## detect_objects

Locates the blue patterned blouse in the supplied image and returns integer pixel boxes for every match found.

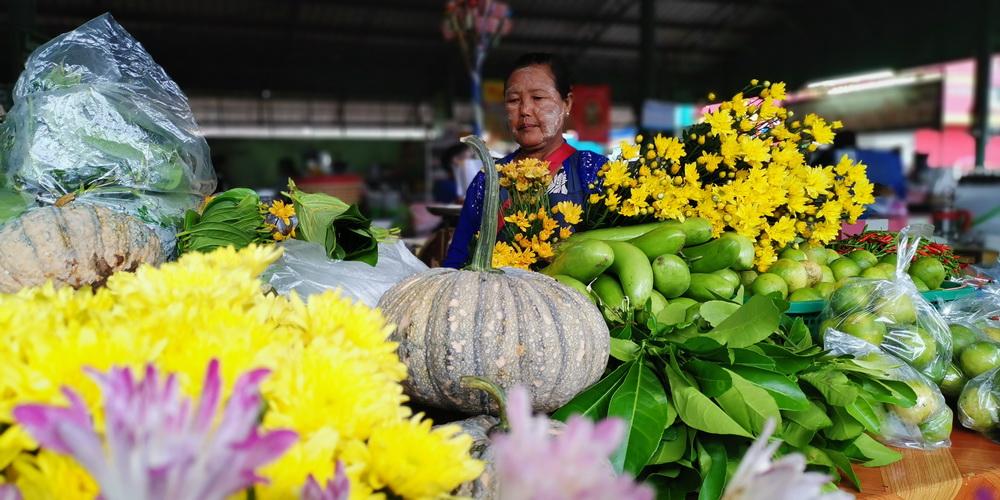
[442,148,608,268]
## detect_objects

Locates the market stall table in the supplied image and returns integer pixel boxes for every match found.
[850,427,1000,499]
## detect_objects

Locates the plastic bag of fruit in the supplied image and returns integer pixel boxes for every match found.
[824,329,953,449]
[936,284,1000,399]
[957,366,1000,440]
[819,227,953,384]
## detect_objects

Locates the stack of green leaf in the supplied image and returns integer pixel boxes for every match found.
[177,188,271,253]
[285,180,397,266]
[554,293,916,499]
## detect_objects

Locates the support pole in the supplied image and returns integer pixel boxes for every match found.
[973,0,995,171]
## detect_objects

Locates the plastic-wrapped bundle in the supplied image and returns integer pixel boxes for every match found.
[263,239,428,307]
[0,13,215,255]
[957,367,1000,441]
[824,329,952,450]
[819,227,953,383]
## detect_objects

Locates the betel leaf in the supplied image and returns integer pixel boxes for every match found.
[650,425,688,465]
[696,439,728,500]
[610,338,641,361]
[855,377,917,407]
[845,394,881,434]
[716,368,781,435]
[665,361,753,438]
[784,316,814,349]
[824,448,862,490]
[824,406,865,441]
[705,295,780,348]
[609,358,674,475]
[681,336,726,354]
[552,361,631,421]
[784,399,833,431]
[727,365,809,411]
[800,370,859,407]
[803,446,838,477]
[685,359,733,397]
[699,301,741,327]
[844,433,902,467]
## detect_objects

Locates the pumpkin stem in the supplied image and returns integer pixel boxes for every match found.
[460,135,499,272]
[460,376,510,431]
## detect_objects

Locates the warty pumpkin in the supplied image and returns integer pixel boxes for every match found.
[0,204,164,292]
[377,135,609,415]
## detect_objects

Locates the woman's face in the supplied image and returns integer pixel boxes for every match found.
[505,65,572,152]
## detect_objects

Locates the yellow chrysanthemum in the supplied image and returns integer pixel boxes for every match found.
[553,201,583,225]
[363,416,484,499]
[268,200,296,225]
[0,245,482,499]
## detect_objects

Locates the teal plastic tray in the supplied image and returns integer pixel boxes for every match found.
[921,280,975,303]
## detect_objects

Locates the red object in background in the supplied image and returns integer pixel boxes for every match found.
[570,85,611,143]
[914,127,1000,169]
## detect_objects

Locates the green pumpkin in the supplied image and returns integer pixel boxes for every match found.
[0,204,163,292]
[377,136,610,414]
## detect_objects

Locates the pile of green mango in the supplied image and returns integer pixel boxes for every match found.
[541,217,755,324]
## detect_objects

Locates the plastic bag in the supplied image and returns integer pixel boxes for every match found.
[820,227,953,383]
[264,239,428,307]
[824,329,953,449]
[940,283,1000,342]
[957,366,1000,440]
[0,14,215,255]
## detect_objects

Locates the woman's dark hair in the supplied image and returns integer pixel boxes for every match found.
[507,52,573,99]
[440,143,469,172]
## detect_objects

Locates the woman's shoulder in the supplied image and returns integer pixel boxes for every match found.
[573,149,610,169]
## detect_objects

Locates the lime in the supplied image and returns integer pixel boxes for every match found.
[768,258,809,292]
[911,276,930,292]
[861,267,891,280]
[841,311,887,346]
[889,383,939,425]
[667,297,699,310]
[889,326,938,369]
[960,342,1000,378]
[789,287,823,302]
[919,408,953,442]
[820,265,835,283]
[816,282,835,299]
[802,260,823,286]
[826,249,842,263]
[818,318,841,340]
[805,245,830,264]
[873,262,897,276]
[958,383,1000,432]
[739,270,758,288]
[951,323,981,355]
[780,248,808,262]
[875,294,917,325]
[751,273,789,300]
[940,363,968,400]
[830,281,874,314]
[879,254,898,267]
[847,249,879,270]
[979,324,1000,343]
[909,256,946,290]
[830,257,862,281]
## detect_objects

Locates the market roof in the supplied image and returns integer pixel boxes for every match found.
[1,0,991,103]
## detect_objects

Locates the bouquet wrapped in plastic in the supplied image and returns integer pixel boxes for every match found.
[0,13,215,254]
[820,227,953,383]
[824,329,953,449]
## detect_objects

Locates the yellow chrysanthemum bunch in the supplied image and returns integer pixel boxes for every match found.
[491,158,583,270]
[0,246,483,499]
[587,80,875,270]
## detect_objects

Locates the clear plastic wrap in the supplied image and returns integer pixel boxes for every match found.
[957,367,1000,439]
[819,227,953,383]
[264,239,428,307]
[824,329,953,449]
[940,283,1000,343]
[0,14,215,254]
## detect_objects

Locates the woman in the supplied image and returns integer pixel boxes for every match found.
[443,53,608,268]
